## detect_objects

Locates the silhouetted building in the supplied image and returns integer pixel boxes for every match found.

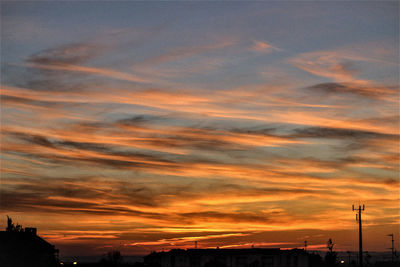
[144,248,308,267]
[0,217,59,267]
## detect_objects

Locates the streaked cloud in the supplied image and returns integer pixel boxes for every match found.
[306,82,398,100]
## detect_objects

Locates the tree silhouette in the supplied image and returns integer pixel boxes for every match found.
[6,216,24,232]
[324,238,337,267]
[100,250,123,267]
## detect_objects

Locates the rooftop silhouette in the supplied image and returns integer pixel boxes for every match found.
[0,216,59,267]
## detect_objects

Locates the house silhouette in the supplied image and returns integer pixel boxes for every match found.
[0,216,59,267]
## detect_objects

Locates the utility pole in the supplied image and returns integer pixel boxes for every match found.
[195,241,198,249]
[304,240,307,252]
[388,234,394,263]
[353,204,365,267]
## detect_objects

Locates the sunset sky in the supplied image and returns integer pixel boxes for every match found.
[0,1,399,256]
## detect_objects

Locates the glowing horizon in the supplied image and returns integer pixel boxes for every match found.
[0,1,398,256]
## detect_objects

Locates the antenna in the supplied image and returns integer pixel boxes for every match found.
[388,234,394,263]
[352,204,365,267]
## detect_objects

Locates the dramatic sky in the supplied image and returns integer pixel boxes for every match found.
[1,1,398,256]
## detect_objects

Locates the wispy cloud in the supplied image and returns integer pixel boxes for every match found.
[136,39,236,67]
[20,62,149,84]
[289,50,370,84]
[251,40,281,53]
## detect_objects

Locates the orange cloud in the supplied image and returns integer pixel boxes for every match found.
[251,40,281,53]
